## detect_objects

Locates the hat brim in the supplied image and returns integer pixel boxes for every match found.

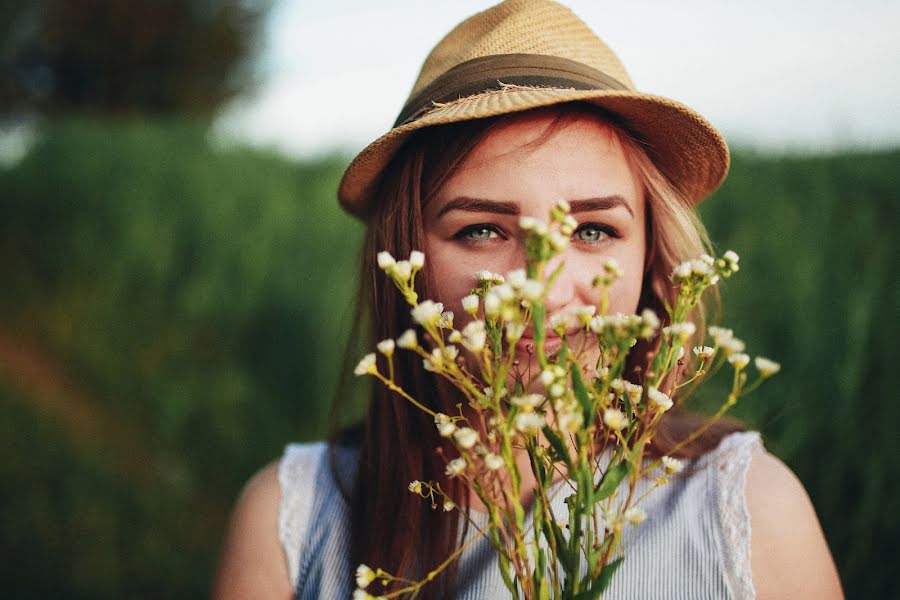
[338,87,730,218]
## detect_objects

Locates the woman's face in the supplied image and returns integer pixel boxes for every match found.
[422,111,646,374]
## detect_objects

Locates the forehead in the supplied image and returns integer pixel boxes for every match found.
[432,111,643,212]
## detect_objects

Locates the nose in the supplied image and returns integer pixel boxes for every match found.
[541,252,577,314]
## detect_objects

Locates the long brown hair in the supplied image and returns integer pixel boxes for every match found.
[329,104,743,597]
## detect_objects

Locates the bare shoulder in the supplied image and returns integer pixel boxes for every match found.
[745,447,844,600]
[211,460,293,600]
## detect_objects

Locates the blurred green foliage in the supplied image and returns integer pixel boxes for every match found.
[1,0,269,116]
[0,119,896,598]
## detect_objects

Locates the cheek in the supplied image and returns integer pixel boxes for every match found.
[423,239,476,316]
[591,241,646,315]
[607,269,644,314]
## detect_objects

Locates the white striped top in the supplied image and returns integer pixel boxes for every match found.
[279,431,762,599]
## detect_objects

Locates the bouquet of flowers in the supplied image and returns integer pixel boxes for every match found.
[352,201,779,599]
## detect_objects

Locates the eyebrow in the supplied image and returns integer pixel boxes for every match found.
[436,195,634,219]
[569,196,634,218]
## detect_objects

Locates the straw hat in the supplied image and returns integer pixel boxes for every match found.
[338,0,729,218]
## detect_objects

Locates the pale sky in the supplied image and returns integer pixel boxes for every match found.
[213,0,900,158]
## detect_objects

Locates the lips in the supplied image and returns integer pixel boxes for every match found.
[516,334,564,356]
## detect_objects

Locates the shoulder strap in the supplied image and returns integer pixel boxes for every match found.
[278,442,327,589]
[707,431,763,600]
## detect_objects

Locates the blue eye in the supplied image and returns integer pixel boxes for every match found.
[455,224,501,242]
[574,223,617,244]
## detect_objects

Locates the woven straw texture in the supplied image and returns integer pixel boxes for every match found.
[338,0,729,217]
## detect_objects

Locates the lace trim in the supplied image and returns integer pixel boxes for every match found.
[278,442,326,589]
[708,431,762,600]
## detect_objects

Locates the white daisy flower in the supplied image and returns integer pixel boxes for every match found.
[484,453,503,470]
[560,214,578,235]
[720,337,746,355]
[707,326,733,345]
[558,409,584,433]
[462,294,479,315]
[754,356,781,377]
[663,321,696,340]
[410,300,444,326]
[445,457,466,477]
[520,279,544,301]
[453,427,479,449]
[603,259,624,278]
[511,394,545,411]
[639,308,661,338]
[549,230,570,251]
[661,456,685,474]
[603,408,627,431]
[505,321,526,343]
[624,382,643,402]
[693,345,715,360]
[728,353,750,369]
[396,329,417,349]
[437,422,456,438]
[624,507,647,525]
[483,292,501,319]
[514,412,545,435]
[393,260,412,280]
[376,339,395,357]
[438,311,454,329]
[353,353,377,376]
[356,564,376,588]
[647,387,673,411]
[506,268,527,288]
[518,216,537,231]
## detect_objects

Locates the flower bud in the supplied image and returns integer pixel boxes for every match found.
[754,356,781,377]
[354,353,377,376]
[376,251,395,270]
[376,339,395,357]
[445,458,466,477]
[484,454,503,470]
[462,294,479,315]
[409,250,425,269]
[396,329,417,349]
[393,260,412,280]
[483,293,501,319]
[728,353,750,370]
[453,427,478,449]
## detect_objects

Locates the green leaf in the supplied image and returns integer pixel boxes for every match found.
[570,365,594,422]
[594,460,628,500]
[532,303,546,347]
[571,586,604,600]
[570,557,625,600]
[539,576,551,600]
[542,425,573,470]
[593,557,625,594]
[497,552,516,594]
[544,515,574,573]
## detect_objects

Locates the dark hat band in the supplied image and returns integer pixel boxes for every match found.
[394,53,630,128]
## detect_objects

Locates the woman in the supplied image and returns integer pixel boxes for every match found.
[213,1,843,598]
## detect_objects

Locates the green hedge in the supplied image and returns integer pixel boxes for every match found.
[0,119,895,598]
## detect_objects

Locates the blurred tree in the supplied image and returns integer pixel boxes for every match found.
[0,0,269,116]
